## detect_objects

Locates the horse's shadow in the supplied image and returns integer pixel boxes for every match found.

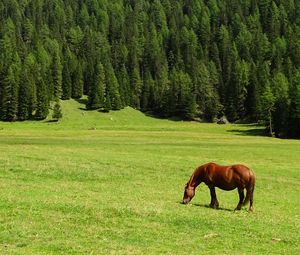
[190,203,233,212]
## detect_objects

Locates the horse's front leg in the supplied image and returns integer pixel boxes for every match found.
[209,186,219,209]
[235,188,244,211]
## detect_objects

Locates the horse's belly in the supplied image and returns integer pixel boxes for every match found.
[213,180,237,190]
[205,180,236,190]
[216,184,236,191]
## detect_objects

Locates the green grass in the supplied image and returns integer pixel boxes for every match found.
[0,99,299,255]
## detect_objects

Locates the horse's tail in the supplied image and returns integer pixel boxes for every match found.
[243,170,256,206]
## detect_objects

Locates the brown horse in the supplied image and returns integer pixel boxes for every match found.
[182,162,256,211]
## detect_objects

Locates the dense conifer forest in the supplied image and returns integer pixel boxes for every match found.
[0,0,300,137]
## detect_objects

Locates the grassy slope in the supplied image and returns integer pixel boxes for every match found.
[0,99,299,255]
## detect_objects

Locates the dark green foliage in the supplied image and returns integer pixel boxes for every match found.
[164,69,197,120]
[105,63,122,111]
[51,41,63,99]
[52,101,63,121]
[271,72,290,137]
[0,0,299,137]
[71,63,83,99]
[87,62,105,110]
[261,83,276,136]
[18,53,37,120]
[288,71,300,138]
[35,71,49,120]
[2,62,21,121]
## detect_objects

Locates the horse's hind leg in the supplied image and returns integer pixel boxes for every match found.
[235,188,244,211]
[249,188,254,212]
[209,187,219,209]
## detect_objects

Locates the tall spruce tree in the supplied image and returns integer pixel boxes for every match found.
[18,53,37,120]
[35,68,49,120]
[2,59,21,121]
[87,62,106,110]
[272,72,290,136]
[51,41,63,99]
[72,62,84,99]
[61,46,73,100]
[52,100,63,121]
[105,63,122,111]
[261,84,276,136]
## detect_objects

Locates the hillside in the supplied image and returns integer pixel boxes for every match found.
[0,97,262,134]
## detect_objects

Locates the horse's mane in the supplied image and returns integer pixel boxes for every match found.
[187,163,209,187]
[186,167,203,188]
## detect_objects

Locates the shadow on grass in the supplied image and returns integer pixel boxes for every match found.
[75,98,122,113]
[45,119,59,123]
[75,98,88,105]
[227,124,267,137]
[192,203,233,212]
[178,201,233,212]
[144,111,202,122]
[75,98,90,111]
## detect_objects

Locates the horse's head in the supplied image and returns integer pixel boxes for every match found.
[182,183,195,204]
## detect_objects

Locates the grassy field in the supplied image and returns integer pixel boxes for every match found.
[0,99,299,255]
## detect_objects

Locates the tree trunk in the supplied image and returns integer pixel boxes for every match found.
[268,109,273,137]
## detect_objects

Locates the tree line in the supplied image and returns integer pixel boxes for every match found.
[0,0,299,138]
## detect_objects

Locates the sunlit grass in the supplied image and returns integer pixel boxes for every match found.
[0,99,299,254]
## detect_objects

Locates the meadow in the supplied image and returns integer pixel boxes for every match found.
[0,99,299,255]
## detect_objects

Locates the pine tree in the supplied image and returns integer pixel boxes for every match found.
[18,53,37,120]
[257,61,272,119]
[177,71,196,120]
[87,62,105,110]
[51,41,63,99]
[52,101,63,121]
[141,70,155,111]
[35,43,51,117]
[194,61,221,121]
[22,18,35,45]
[236,24,252,61]
[272,72,290,137]
[218,25,232,103]
[246,61,261,120]
[0,18,18,120]
[261,84,276,136]
[2,60,21,121]
[72,62,84,99]
[130,66,142,109]
[105,63,122,111]
[199,8,211,51]
[268,1,281,40]
[61,46,73,100]
[166,69,197,119]
[35,69,49,120]
[118,64,130,106]
[259,0,272,32]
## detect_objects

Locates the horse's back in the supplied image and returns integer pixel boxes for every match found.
[203,162,254,190]
[208,162,252,175]
[232,164,255,179]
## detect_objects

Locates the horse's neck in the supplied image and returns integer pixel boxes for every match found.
[189,168,203,188]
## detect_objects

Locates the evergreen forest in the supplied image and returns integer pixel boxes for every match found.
[0,0,300,138]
